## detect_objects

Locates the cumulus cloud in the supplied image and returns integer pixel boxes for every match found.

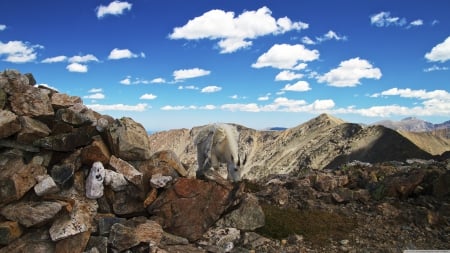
[0,24,7,31]
[201,85,222,93]
[221,103,260,112]
[69,54,99,63]
[87,103,148,112]
[281,80,311,92]
[108,48,142,60]
[169,6,308,53]
[352,88,450,117]
[151,78,166,84]
[66,63,88,73]
[140,93,157,100]
[83,93,105,99]
[96,1,132,19]
[173,68,211,80]
[41,55,67,63]
[120,77,131,85]
[0,40,43,63]
[425,36,450,63]
[252,44,319,69]
[317,57,382,87]
[275,70,303,81]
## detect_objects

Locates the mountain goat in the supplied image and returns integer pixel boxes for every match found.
[194,123,245,182]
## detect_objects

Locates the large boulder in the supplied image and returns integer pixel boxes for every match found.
[105,117,151,161]
[148,178,243,242]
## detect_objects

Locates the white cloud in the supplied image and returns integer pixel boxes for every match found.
[0,40,43,63]
[161,105,197,111]
[281,80,311,92]
[317,57,382,87]
[89,88,103,93]
[275,70,303,81]
[370,11,407,27]
[409,19,423,27]
[201,105,216,110]
[120,77,131,85]
[69,54,99,63]
[353,88,450,117]
[83,93,105,99]
[201,85,222,93]
[258,95,270,101]
[151,78,166,84]
[96,1,132,19]
[87,103,148,112]
[425,36,450,63]
[221,103,260,112]
[108,48,141,60]
[173,68,211,80]
[303,30,347,45]
[66,63,88,73]
[42,55,67,63]
[0,24,6,31]
[252,44,319,70]
[178,85,199,90]
[140,93,157,100]
[169,6,308,53]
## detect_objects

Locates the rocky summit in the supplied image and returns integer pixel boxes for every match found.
[0,69,449,253]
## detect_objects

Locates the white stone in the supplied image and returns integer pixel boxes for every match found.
[150,173,173,188]
[34,175,60,196]
[104,169,128,191]
[85,161,105,199]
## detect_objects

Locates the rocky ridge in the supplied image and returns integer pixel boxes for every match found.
[148,114,444,180]
[0,69,449,252]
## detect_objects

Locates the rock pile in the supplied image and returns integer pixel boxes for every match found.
[0,70,264,253]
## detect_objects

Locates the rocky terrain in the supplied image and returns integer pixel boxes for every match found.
[0,69,449,253]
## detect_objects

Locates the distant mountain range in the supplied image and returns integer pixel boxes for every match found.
[148,114,450,180]
[372,117,450,132]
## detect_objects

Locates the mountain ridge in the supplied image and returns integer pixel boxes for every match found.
[148,113,446,180]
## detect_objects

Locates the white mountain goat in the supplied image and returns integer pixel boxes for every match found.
[194,123,245,182]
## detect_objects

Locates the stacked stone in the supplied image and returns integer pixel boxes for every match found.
[0,70,265,253]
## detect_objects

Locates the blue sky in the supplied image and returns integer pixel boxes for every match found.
[1,0,449,131]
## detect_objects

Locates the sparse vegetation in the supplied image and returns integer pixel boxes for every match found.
[256,203,357,246]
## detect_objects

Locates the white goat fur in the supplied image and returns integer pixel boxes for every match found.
[195,123,241,182]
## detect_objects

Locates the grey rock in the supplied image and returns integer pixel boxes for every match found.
[0,110,21,139]
[0,201,64,228]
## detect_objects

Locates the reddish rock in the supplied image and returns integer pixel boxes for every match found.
[0,221,22,245]
[51,93,82,110]
[148,178,242,242]
[81,135,111,166]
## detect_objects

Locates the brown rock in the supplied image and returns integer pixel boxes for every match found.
[105,117,151,161]
[150,150,188,177]
[144,188,158,207]
[0,221,22,245]
[313,174,349,192]
[51,93,82,110]
[0,159,46,205]
[9,85,54,117]
[16,116,51,144]
[0,201,64,228]
[54,231,91,253]
[81,135,111,166]
[108,217,163,251]
[109,184,146,216]
[148,178,242,242]
[0,110,21,139]
[217,193,265,231]
[109,155,143,187]
[0,228,55,253]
